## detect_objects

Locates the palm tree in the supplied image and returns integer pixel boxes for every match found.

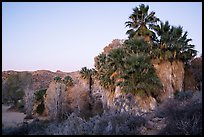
[151,21,197,63]
[80,67,94,94]
[106,48,125,71]
[119,53,162,97]
[64,75,74,86]
[106,48,128,87]
[176,31,197,64]
[124,38,150,56]
[94,53,113,90]
[94,53,107,72]
[125,4,159,41]
[54,76,62,82]
[151,21,172,60]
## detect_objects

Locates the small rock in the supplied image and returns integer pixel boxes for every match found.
[152,117,163,122]
[146,121,154,130]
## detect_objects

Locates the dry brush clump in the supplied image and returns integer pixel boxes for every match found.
[44,111,146,135]
[155,91,202,135]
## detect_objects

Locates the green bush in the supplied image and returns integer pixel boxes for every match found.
[34,89,46,115]
[2,74,25,106]
[174,91,193,101]
[34,89,47,102]
[36,101,45,115]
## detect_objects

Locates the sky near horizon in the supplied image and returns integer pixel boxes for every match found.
[2,2,202,72]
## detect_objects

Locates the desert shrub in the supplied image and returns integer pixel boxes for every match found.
[34,89,46,115]
[174,91,193,101]
[26,120,50,135]
[45,113,86,135]
[2,74,25,105]
[2,72,32,106]
[159,101,202,135]
[45,111,146,135]
[2,126,27,135]
[156,93,202,135]
[34,89,47,102]
[2,119,50,135]
[36,102,45,115]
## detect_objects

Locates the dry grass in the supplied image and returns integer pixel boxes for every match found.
[156,91,202,135]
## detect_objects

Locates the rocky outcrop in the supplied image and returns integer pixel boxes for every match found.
[2,70,68,117]
[31,70,63,91]
[152,60,185,102]
[1,56,187,119]
[91,79,157,116]
[184,56,202,91]
[44,81,67,120]
[102,39,124,55]
[44,72,101,120]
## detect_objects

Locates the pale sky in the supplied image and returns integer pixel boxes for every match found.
[2,2,202,72]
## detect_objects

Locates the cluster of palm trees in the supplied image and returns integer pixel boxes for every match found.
[54,75,74,86]
[94,4,197,97]
[95,41,162,97]
[125,4,197,63]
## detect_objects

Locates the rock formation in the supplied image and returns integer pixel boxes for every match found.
[2,40,198,120]
[44,81,67,120]
[152,59,185,102]
[2,70,68,117]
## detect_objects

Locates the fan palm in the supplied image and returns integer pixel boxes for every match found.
[125,4,159,41]
[54,76,62,82]
[94,53,106,72]
[124,38,150,55]
[119,53,162,97]
[64,75,74,86]
[106,48,126,71]
[152,21,197,62]
[80,67,94,94]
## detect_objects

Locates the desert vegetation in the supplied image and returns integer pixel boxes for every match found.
[2,90,201,135]
[94,3,197,99]
[2,4,202,135]
[34,89,47,115]
[2,72,32,111]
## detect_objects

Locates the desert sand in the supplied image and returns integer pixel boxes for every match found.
[2,105,26,128]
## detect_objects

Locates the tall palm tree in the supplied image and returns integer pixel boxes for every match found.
[151,21,172,60]
[106,48,128,87]
[95,53,114,90]
[125,4,159,41]
[176,31,197,64]
[80,67,94,94]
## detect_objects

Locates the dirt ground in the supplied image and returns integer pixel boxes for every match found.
[2,104,26,128]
